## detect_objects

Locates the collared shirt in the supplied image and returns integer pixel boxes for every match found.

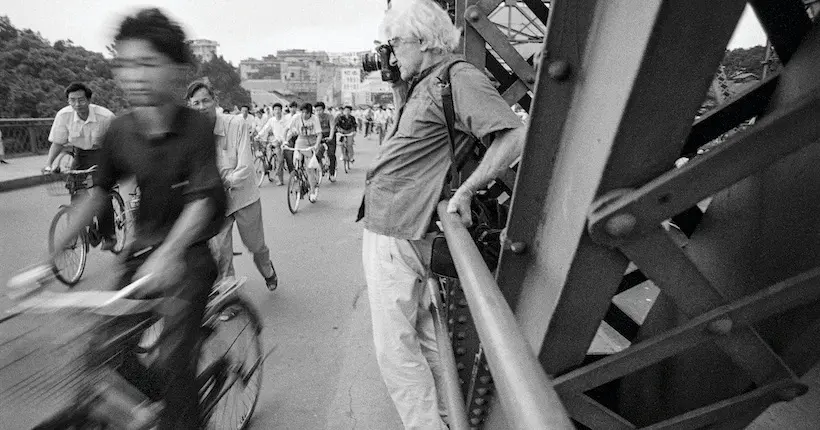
[334,114,357,133]
[214,113,260,215]
[374,109,390,125]
[48,104,115,150]
[95,106,226,250]
[360,57,522,240]
[258,115,289,143]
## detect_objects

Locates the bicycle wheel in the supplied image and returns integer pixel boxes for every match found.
[199,297,264,430]
[48,206,88,286]
[110,191,127,254]
[253,157,266,187]
[287,173,301,214]
[267,153,276,182]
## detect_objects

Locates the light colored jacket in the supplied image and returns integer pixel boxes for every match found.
[214,113,260,215]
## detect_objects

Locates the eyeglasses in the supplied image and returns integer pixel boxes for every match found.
[110,59,166,70]
[387,37,422,49]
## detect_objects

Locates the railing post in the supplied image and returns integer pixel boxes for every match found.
[27,126,38,155]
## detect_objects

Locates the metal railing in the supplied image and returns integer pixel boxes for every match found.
[0,118,54,157]
[436,201,574,430]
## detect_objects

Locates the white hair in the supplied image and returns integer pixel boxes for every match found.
[380,0,461,53]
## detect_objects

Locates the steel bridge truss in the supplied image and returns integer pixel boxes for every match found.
[423,0,820,428]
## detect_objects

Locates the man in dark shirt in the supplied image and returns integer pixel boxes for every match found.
[333,105,358,162]
[48,9,226,429]
[313,101,336,180]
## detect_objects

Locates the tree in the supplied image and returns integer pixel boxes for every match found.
[186,55,251,109]
[0,15,127,118]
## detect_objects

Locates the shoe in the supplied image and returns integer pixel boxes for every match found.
[265,263,278,291]
[275,178,284,186]
[329,174,336,182]
[309,189,318,203]
[100,237,117,251]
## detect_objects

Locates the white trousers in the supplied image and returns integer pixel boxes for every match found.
[362,228,448,430]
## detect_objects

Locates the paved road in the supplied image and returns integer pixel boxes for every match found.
[0,135,403,429]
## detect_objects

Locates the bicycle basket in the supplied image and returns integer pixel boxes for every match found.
[0,310,125,428]
[46,173,92,197]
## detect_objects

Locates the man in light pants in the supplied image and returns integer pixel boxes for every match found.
[357,1,526,428]
[187,81,279,291]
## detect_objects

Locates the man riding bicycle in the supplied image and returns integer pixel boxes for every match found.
[286,103,323,202]
[313,102,336,181]
[45,9,227,429]
[43,82,117,251]
[254,102,288,185]
[334,105,358,163]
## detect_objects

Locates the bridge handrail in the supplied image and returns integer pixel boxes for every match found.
[436,201,574,430]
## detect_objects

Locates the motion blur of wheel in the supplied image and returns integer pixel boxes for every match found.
[54,151,75,171]
[287,174,301,214]
[199,297,264,430]
[110,191,127,254]
[48,206,87,286]
[253,157,266,187]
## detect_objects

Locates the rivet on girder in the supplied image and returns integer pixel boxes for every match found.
[456,347,467,355]
[480,375,492,384]
[468,9,481,22]
[457,331,467,339]
[476,388,489,396]
[526,76,535,84]
[707,318,733,335]
[457,362,466,370]
[605,213,637,238]
[459,298,468,307]
[458,315,468,323]
[474,397,486,405]
[547,60,571,81]
[509,241,527,254]
[470,418,481,425]
[472,408,483,416]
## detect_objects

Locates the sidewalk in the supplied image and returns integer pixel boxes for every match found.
[0,154,56,193]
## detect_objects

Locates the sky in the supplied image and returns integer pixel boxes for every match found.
[3,1,767,65]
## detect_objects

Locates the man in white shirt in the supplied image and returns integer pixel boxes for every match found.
[254,102,288,185]
[187,81,279,291]
[44,82,117,250]
[373,105,390,145]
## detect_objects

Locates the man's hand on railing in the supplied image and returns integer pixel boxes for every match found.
[446,186,474,227]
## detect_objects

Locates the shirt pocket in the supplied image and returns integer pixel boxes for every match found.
[395,94,432,138]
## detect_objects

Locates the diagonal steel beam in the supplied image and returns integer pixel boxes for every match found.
[749,0,813,63]
[466,5,537,88]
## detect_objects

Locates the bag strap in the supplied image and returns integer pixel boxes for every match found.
[438,59,468,194]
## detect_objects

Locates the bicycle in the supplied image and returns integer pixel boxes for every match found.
[46,166,130,286]
[337,132,356,174]
[1,266,266,430]
[252,139,278,187]
[283,145,320,214]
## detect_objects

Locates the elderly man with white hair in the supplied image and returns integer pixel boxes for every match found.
[356,0,527,428]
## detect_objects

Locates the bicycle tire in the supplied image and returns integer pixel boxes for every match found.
[48,206,88,286]
[110,191,127,254]
[54,151,75,172]
[287,173,301,214]
[253,157,266,187]
[267,153,277,182]
[199,297,264,430]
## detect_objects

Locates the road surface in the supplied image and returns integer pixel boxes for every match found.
[0,134,403,429]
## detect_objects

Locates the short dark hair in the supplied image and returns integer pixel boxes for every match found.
[272,103,282,110]
[114,8,193,65]
[65,82,92,99]
[299,103,313,114]
[185,80,215,101]
[289,101,298,108]
[343,105,352,111]
[241,105,250,110]
[314,101,325,109]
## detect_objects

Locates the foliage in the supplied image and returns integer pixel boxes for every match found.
[0,16,128,118]
[0,15,250,118]
[186,55,251,109]
[720,45,775,78]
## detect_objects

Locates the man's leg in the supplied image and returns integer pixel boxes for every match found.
[208,215,236,282]
[326,139,337,176]
[233,199,275,280]
[362,229,447,430]
[154,243,215,430]
[273,143,285,183]
[348,137,355,162]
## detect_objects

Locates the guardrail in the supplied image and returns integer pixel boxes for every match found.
[436,201,574,430]
[0,118,54,158]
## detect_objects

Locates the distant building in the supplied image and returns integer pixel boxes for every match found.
[353,71,393,106]
[327,51,370,67]
[188,39,219,62]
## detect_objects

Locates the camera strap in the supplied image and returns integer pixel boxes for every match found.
[437,59,469,197]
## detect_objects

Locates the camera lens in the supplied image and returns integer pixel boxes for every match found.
[361,53,382,73]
